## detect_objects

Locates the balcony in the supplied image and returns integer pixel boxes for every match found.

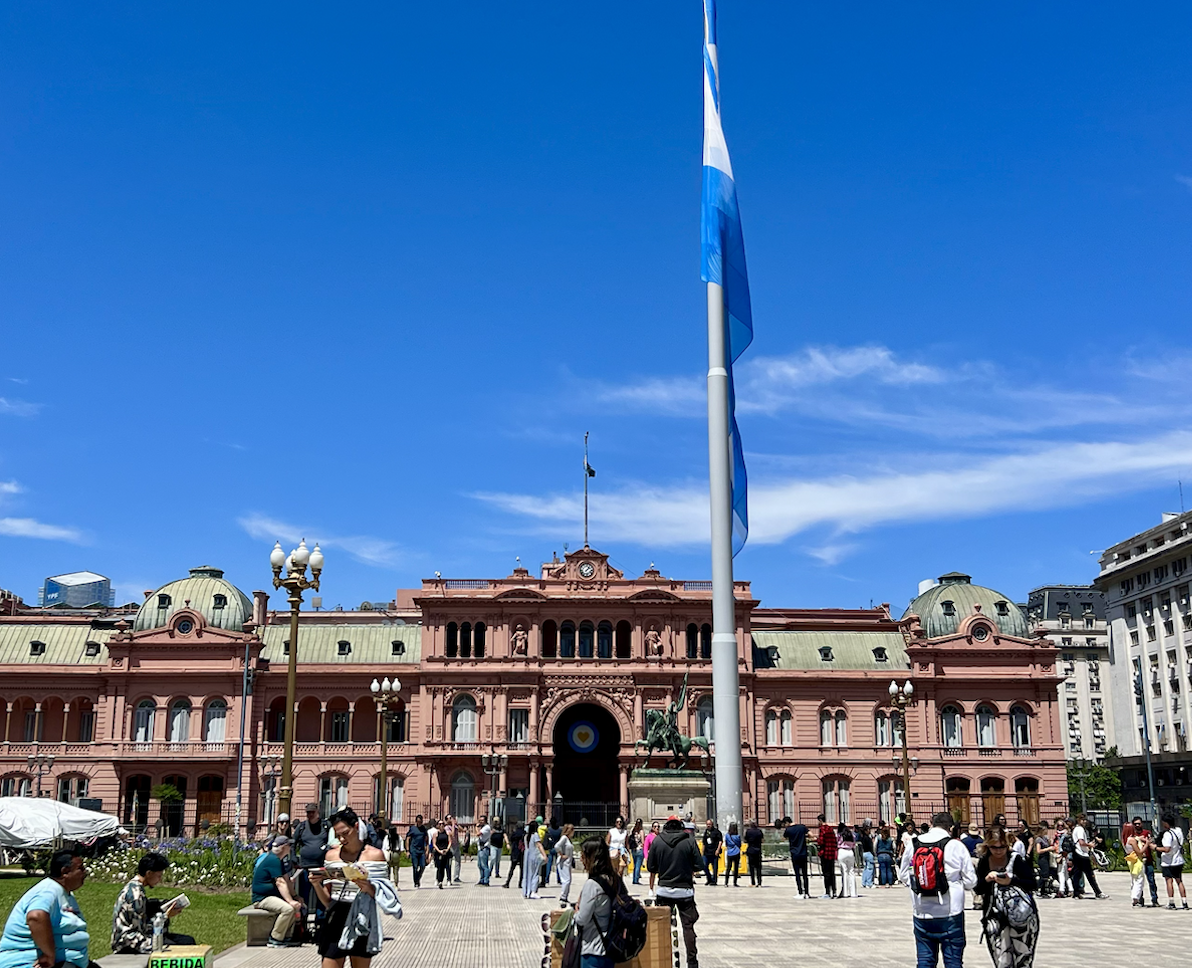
[116,741,236,758]
[1,742,99,758]
[1012,747,1038,757]
[941,747,966,757]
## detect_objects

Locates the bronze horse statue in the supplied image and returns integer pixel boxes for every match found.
[634,674,710,769]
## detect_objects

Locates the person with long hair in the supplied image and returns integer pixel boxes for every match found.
[875,825,896,887]
[606,815,630,878]
[643,821,661,899]
[722,822,741,887]
[502,820,525,889]
[557,824,576,905]
[308,808,400,968]
[430,820,452,889]
[837,822,857,898]
[974,826,1038,968]
[574,838,620,968]
[627,819,645,885]
[743,818,765,887]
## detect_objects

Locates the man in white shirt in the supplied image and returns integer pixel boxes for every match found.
[1070,814,1107,899]
[1157,813,1188,910]
[898,811,977,968]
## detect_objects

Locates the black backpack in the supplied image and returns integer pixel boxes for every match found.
[595,877,648,962]
[1060,833,1074,854]
[543,827,561,852]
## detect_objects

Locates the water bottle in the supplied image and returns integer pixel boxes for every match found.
[152,912,166,952]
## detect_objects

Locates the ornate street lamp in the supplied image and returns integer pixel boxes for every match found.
[889,679,915,822]
[271,539,323,822]
[481,751,508,821]
[370,677,402,829]
[27,753,54,798]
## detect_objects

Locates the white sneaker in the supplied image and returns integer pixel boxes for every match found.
[529,893,543,899]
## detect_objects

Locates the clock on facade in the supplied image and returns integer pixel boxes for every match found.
[578,561,596,579]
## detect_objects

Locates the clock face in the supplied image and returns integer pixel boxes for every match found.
[578,561,595,579]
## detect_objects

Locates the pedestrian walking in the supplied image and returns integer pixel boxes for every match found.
[1032,821,1057,898]
[782,817,809,897]
[1156,813,1188,910]
[743,819,765,887]
[644,821,661,898]
[503,821,525,889]
[476,815,493,886]
[701,819,723,887]
[647,816,703,968]
[816,815,838,898]
[431,822,452,889]
[607,816,630,878]
[557,824,575,905]
[722,823,741,887]
[490,819,504,881]
[523,816,546,899]
[898,811,978,968]
[837,822,858,898]
[1053,820,1072,898]
[1070,813,1107,899]
[405,816,428,889]
[544,815,564,886]
[975,826,1038,968]
[446,816,463,884]
[628,819,645,885]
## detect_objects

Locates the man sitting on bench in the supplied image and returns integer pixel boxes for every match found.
[252,837,303,948]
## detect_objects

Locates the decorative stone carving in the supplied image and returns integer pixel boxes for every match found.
[511,624,529,656]
[645,625,663,659]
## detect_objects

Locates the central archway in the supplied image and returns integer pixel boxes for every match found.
[552,702,621,826]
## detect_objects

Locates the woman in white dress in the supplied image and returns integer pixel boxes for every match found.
[605,815,630,877]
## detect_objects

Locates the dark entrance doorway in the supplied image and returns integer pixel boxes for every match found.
[552,703,621,827]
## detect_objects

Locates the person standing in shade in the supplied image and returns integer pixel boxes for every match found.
[251,837,303,947]
[722,823,741,887]
[523,817,546,899]
[0,851,94,968]
[782,817,809,898]
[1070,814,1107,900]
[557,824,576,905]
[489,819,505,881]
[431,823,452,890]
[816,815,838,899]
[837,822,857,898]
[647,816,703,968]
[476,815,493,886]
[898,811,978,968]
[701,819,723,887]
[405,816,428,889]
[743,819,765,887]
[1157,813,1188,910]
[503,821,525,889]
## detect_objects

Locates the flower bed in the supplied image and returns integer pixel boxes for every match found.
[86,836,259,889]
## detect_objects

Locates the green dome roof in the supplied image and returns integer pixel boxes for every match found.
[134,566,253,632]
[902,572,1028,639]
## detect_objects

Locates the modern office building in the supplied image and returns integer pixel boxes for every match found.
[1025,585,1112,761]
[39,572,114,608]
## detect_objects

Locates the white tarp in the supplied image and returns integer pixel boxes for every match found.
[0,798,125,848]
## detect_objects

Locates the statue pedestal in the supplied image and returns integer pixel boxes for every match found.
[628,769,712,824]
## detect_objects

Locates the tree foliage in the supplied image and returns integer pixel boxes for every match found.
[1067,760,1121,811]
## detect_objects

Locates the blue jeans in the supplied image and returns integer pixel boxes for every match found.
[878,853,894,885]
[913,914,965,968]
[632,848,644,883]
[862,851,875,887]
[581,956,614,968]
[477,845,491,884]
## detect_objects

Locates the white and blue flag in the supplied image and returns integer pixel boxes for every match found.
[702,0,753,556]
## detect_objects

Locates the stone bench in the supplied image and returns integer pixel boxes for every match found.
[235,906,276,947]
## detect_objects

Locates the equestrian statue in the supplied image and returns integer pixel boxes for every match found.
[634,672,710,769]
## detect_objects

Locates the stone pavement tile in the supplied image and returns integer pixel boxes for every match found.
[224,865,1192,968]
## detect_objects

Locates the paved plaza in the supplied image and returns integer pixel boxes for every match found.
[214,865,1192,968]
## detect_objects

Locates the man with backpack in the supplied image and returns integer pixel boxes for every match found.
[1157,813,1188,910]
[898,811,977,968]
[647,815,704,968]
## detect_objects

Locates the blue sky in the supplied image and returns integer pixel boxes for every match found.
[3,2,1192,613]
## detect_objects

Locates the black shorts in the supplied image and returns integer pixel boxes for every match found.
[1161,865,1184,881]
[317,902,372,960]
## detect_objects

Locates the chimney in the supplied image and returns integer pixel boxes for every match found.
[252,590,269,627]
[917,578,938,596]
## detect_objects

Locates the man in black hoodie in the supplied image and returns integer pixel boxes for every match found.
[647,816,703,968]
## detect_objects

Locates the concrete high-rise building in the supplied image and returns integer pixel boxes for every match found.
[38,572,114,609]
[1025,585,1112,761]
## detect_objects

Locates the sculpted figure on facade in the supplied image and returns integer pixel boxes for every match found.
[511,624,528,656]
[645,624,663,660]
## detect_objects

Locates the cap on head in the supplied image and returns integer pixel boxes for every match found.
[305,803,319,812]
[277,813,290,822]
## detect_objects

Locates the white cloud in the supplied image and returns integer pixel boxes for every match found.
[1176,174,1192,192]
[0,481,20,495]
[594,376,705,416]
[0,397,40,417]
[238,513,402,568]
[475,431,1192,549]
[805,543,860,566]
[0,518,84,541]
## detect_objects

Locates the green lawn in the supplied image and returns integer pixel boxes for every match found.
[0,874,250,959]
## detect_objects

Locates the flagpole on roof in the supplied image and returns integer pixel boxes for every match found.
[583,431,595,548]
[703,0,752,830]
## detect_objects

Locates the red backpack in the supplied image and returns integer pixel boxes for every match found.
[910,836,951,897]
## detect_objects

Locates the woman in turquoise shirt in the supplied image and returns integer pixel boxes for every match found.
[0,851,93,968]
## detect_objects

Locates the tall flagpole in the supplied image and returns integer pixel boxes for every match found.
[707,283,742,827]
[583,431,590,548]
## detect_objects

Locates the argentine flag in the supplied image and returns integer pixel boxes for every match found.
[701,0,753,556]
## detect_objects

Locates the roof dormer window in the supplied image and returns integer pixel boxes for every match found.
[29,640,46,656]
[84,641,101,657]
[282,639,290,655]
[392,640,405,656]
[873,647,888,662]
[212,594,227,609]
[766,645,780,662]
[157,594,171,609]
[819,646,834,662]
[995,601,1009,616]
[337,639,352,656]
[941,600,955,616]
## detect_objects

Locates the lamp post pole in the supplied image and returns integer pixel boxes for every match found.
[371,678,402,830]
[889,680,915,821]
[27,753,54,798]
[481,752,508,821]
[270,539,324,824]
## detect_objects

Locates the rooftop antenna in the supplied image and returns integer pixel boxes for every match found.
[583,431,597,548]
[1181,480,1185,514]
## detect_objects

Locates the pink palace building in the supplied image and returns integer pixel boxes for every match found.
[0,549,1066,834]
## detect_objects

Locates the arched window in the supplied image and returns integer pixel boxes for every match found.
[541,620,557,659]
[267,697,286,742]
[946,777,971,824]
[452,694,477,743]
[615,620,632,659]
[875,710,891,747]
[878,777,905,823]
[168,699,191,743]
[597,621,613,659]
[460,622,472,659]
[319,775,349,815]
[134,700,156,744]
[450,772,475,823]
[686,624,699,660]
[822,777,850,824]
[976,705,996,747]
[560,622,576,659]
[203,699,227,743]
[473,622,486,658]
[819,710,833,746]
[578,621,595,658]
[697,697,715,742]
[940,705,963,748]
[1,775,32,797]
[700,624,712,660]
[766,710,778,745]
[374,774,404,819]
[780,709,792,746]
[767,778,794,823]
[834,710,848,747]
[1010,705,1031,748]
[445,622,458,658]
